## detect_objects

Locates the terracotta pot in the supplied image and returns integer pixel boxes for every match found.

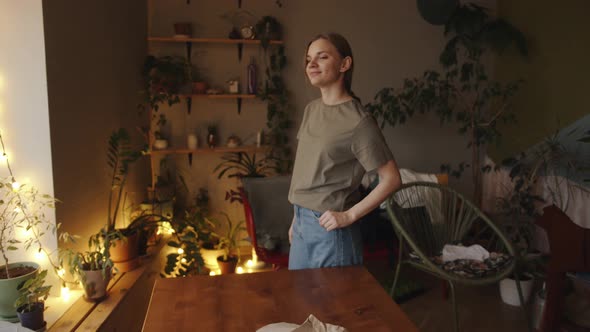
[192,81,208,94]
[109,232,140,272]
[80,268,111,302]
[217,255,238,274]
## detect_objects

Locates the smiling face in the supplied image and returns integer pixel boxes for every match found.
[305,38,351,89]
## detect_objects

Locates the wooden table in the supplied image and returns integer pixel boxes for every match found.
[142,266,418,331]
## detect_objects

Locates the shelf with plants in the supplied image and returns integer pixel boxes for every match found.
[148,37,283,45]
[149,145,270,155]
[183,94,257,99]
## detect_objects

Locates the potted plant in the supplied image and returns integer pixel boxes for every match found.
[0,177,57,320]
[163,188,211,276]
[59,232,113,302]
[495,131,585,306]
[14,269,51,331]
[215,212,246,274]
[139,55,190,113]
[103,128,143,272]
[365,3,528,207]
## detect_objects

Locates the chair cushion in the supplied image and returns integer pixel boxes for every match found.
[410,251,513,278]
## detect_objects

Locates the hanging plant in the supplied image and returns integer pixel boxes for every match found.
[258,45,293,174]
[138,55,190,113]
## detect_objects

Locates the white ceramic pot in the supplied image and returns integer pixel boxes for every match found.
[500,275,535,306]
[153,139,168,150]
[200,247,226,271]
[81,268,111,301]
[187,134,198,149]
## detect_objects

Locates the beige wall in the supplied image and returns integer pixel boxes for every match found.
[148,0,480,223]
[0,0,59,289]
[493,0,590,159]
[43,0,149,250]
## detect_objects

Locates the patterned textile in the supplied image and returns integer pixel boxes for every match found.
[410,251,513,278]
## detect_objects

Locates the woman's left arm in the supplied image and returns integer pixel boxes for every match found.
[318,160,401,231]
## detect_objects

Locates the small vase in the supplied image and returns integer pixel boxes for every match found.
[187,134,198,149]
[153,139,168,150]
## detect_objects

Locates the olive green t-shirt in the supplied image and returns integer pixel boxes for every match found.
[288,98,394,212]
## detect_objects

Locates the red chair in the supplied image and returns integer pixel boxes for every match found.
[241,176,291,270]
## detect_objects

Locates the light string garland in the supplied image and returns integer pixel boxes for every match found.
[0,129,79,294]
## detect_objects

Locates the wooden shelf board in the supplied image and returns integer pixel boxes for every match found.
[184,94,257,99]
[149,145,270,155]
[148,37,283,45]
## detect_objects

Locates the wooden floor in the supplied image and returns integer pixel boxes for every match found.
[365,261,530,332]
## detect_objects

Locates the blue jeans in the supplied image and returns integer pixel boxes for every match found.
[289,204,363,270]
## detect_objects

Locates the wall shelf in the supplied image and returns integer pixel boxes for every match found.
[148,37,283,45]
[182,94,258,114]
[149,145,270,166]
[148,37,283,61]
[149,145,269,155]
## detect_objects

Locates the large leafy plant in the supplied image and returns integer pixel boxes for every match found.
[14,269,51,312]
[0,178,57,278]
[162,189,211,278]
[366,3,527,206]
[106,128,142,234]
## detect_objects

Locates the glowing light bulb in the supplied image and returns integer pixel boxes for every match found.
[180,258,187,264]
[12,181,20,190]
[177,248,184,255]
[34,251,44,261]
[14,207,22,213]
[61,286,70,302]
[209,271,216,276]
[0,154,7,162]
[236,267,244,274]
[57,268,65,277]
[246,260,254,267]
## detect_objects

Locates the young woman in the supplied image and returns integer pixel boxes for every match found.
[288,33,402,270]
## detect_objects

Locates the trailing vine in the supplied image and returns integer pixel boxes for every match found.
[258,44,293,174]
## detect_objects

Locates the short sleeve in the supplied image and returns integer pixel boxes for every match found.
[351,115,394,172]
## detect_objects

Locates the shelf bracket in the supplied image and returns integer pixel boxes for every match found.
[186,96,192,115]
[185,42,192,63]
[237,43,243,62]
[188,153,193,166]
[237,97,243,114]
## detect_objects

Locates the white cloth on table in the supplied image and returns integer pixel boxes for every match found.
[257,315,348,332]
[540,175,590,229]
[442,244,490,262]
